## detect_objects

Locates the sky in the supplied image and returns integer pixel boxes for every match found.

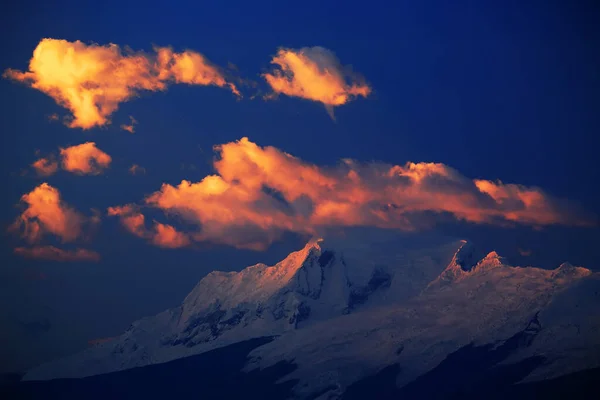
[1,0,599,374]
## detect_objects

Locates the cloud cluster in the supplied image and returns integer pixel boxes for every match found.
[9,183,100,261]
[263,47,371,118]
[107,137,588,250]
[6,40,592,257]
[5,40,371,126]
[3,38,239,129]
[31,142,111,176]
[107,205,190,249]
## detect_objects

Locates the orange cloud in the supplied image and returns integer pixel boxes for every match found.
[152,222,191,248]
[110,137,590,250]
[107,205,146,238]
[155,47,241,96]
[263,47,371,118]
[107,205,190,249]
[60,142,111,175]
[31,157,58,177]
[4,38,239,129]
[120,116,137,133]
[473,179,567,226]
[129,164,146,175]
[15,246,100,262]
[9,183,88,243]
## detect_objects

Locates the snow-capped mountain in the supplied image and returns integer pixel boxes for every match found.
[22,229,600,399]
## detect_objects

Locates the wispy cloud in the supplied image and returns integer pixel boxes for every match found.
[4,38,239,129]
[107,204,190,249]
[110,137,590,250]
[60,142,111,175]
[31,157,58,177]
[129,164,146,175]
[120,116,137,133]
[15,246,100,262]
[518,248,533,257]
[263,47,371,119]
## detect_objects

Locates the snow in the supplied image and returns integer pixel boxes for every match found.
[22,228,600,399]
[244,261,597,398]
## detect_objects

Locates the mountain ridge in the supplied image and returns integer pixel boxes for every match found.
[22,230,599,399]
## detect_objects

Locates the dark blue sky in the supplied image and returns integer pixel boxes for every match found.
[1,0,599,373]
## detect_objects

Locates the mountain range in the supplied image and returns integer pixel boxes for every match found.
[7,229,600,399]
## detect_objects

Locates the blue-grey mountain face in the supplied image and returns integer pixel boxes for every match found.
[10,229,600,399]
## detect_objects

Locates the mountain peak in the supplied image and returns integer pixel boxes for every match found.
[23,230,598,385]
[307,236,324,247]
[552,262,592,280]
[427,244,507,288]
[471,250,505,273]
[484,250,501,260]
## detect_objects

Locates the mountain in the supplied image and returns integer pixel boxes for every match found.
[20,229,600,399]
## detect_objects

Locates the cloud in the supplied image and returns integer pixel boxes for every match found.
[263,47,371,118]
[151,222,191,248]
[60,142,111,175]
[518,248,533,257]
[120,116,137,133]
[9,183,88,243]
[31,157,58,176]
[9,184,101,262]
[129,164,146,175]
[106,137,589,250]
[107,205,190,249]
[4,38,239,129]
[107,205,146,238]
[14,246,100,262]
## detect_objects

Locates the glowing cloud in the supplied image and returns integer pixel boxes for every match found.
[107,205,190,249]
[107,137,590,250]
[31,157,58,176]
[263,47,371,118]
[9,183,91,243]
[59,142,111,175]
[15,246,100,262]
[4,38,239,129]
[152,222,191,248]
